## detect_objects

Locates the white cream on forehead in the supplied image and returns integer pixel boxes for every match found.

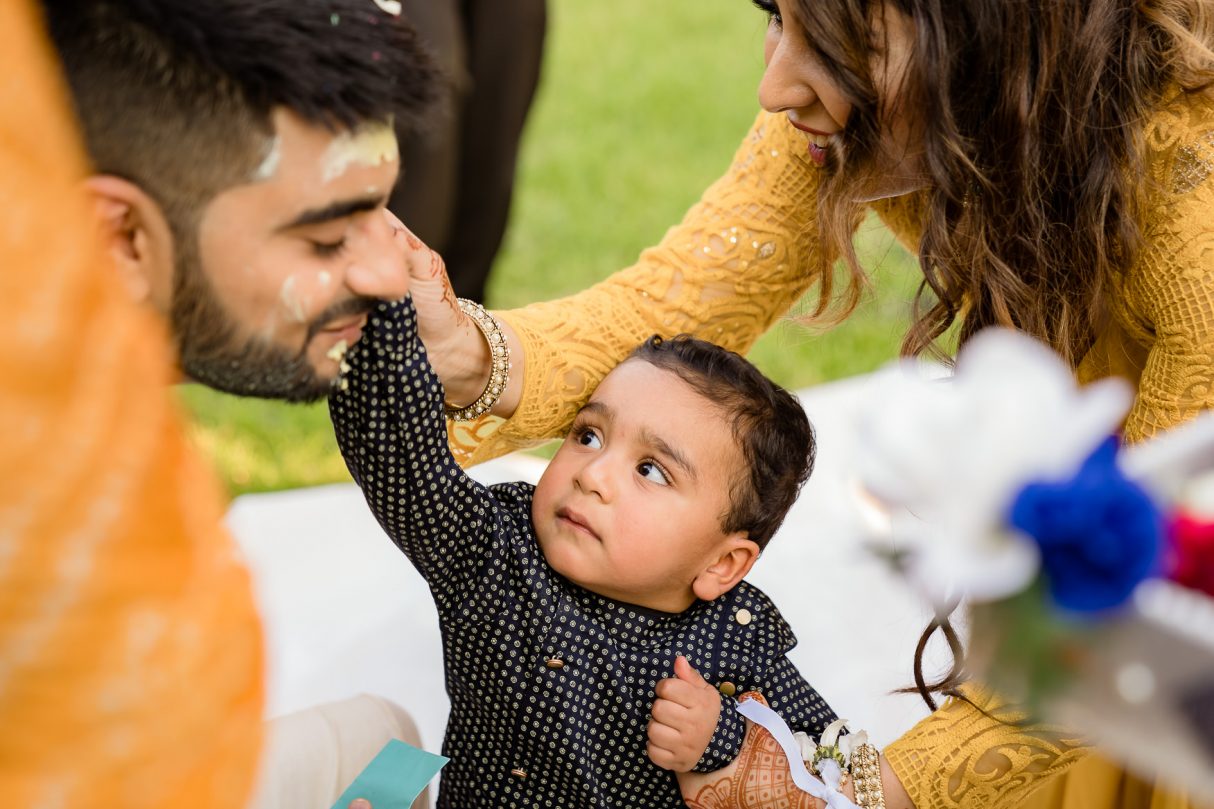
[252,135,282,181]
[371,0,402,15]
[320,124,398,184]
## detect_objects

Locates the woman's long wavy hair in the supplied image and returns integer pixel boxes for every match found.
[797,0,1214,367]
[791,0,1214,705]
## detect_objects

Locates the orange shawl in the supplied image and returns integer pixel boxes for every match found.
[0,2,263,805]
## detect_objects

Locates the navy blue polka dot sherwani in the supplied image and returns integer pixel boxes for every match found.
[330,297,837,808]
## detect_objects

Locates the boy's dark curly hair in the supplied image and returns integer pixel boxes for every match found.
[629,334,815,550]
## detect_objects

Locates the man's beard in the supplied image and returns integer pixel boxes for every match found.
[170,244,376,403]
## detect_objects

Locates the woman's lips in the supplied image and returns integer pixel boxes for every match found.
[788,119,835,166]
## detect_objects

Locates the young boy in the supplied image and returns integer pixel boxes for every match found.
[330,296,836,808]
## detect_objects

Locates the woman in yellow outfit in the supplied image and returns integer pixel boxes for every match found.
[0,1,263,806]
[410,0,1214,807]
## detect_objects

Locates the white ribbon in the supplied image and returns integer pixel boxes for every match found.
[735,700,861,809]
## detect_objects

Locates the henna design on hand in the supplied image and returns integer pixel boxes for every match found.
[681,693,820,809]
[428,252,459,313]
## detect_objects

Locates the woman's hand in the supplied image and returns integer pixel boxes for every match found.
[383,211,484,402]
[384,210,523,418]
[347,800,371,809]
[678,692,913,809]
[676,692,822,809]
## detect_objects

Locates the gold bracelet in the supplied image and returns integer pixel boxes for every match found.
[850,743,886,809]
[444,298,511,422]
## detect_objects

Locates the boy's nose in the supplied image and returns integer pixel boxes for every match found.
[574,455,615,502]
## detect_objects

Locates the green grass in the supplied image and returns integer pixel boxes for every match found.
[180,0,920,495]
[177,387,349,494]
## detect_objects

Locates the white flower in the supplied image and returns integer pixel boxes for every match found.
[853,329,1133,606]
[839,728,868,763]
[1183,470,1214,519]
[793,730,817,764]
[818,717,849,748]
[801,718,860,773]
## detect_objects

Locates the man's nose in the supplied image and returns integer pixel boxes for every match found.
[344,212,411,302]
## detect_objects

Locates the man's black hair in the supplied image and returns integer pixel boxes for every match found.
[628,334,816,550]
[37,0,443,402]
[40,0,441,231]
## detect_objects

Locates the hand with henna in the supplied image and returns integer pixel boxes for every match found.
[676,692,830,809]
[383,209,523,416]
[678,692,913,809]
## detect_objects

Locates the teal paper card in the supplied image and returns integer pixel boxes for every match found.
[330,739,448,809]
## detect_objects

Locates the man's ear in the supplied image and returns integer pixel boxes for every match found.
[83,175,176,311]
[691,534,760,602]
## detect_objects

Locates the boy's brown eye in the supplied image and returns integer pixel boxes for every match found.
[637,461,670,486]
[577,429,602,449]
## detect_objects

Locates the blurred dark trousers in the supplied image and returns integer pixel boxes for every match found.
[392,0,547,303]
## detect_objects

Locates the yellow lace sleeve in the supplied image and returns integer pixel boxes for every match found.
[1121,116,1214,442]
[883,686,1090,809]
[448,111,825,466]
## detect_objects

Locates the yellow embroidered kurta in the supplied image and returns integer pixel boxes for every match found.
[448,89,1214,808]
[0,2,263,806]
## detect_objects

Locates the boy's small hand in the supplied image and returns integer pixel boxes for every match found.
[646,655,722,772]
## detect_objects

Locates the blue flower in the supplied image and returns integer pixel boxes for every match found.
[1009,436,1163,613]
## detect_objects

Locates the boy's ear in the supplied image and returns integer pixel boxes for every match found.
[691,533,760,602]
[83,174,176,310]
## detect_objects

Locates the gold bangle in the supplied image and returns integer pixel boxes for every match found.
[444,299,511,422]
[850,743,886,809]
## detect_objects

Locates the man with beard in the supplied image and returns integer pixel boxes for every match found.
[32,1,446,806]
[45,0,440,403]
